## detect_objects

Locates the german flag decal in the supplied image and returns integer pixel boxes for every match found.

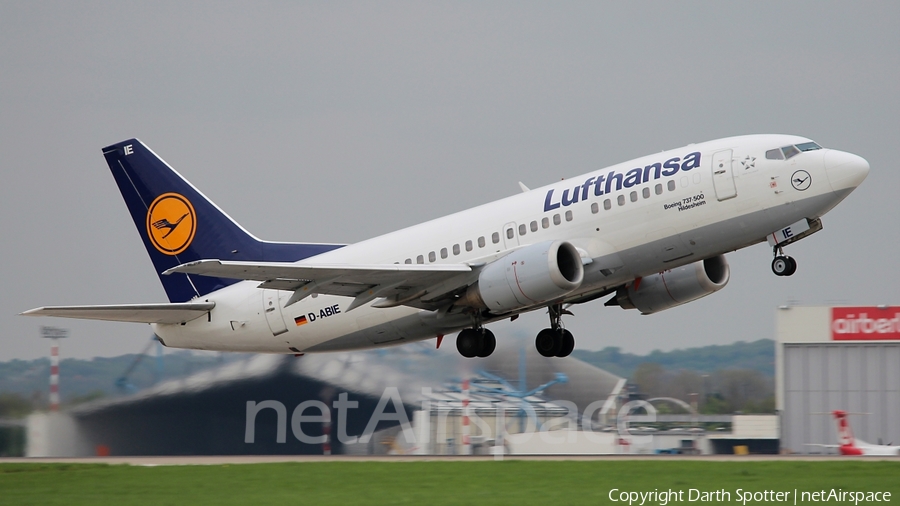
[294,315,308,326]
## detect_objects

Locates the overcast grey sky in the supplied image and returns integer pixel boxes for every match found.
[2,2,898,360]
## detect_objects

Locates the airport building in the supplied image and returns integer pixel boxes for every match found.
[25,335,780,456]
[26,341,633,457]
[776,305,900,454]
[32,306,858,457]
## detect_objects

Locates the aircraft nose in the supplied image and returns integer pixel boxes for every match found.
[824,149,869,192]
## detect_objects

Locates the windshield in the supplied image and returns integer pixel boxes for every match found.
[795,141,822,152]
[782,145,800,159]
[766,142,822,160]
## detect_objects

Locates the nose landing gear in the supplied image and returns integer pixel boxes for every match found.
[771,245,797,277]
[535,304,575,358]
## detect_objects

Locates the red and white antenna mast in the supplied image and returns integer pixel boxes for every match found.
[41,326,68,412]
[462,379,471,455]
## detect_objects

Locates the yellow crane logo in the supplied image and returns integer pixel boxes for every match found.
[146,193,196,255]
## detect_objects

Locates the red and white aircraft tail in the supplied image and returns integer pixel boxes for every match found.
[808,410,900,456]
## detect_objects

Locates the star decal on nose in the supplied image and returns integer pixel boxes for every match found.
[741,156,756,169]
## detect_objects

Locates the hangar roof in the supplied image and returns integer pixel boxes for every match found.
[70,339,624,417]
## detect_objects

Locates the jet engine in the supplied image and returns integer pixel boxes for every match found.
[610,255,730,314]
[462,240,584,313]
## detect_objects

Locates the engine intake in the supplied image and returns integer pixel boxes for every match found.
[611,255,730,314]
[462,240,584,313]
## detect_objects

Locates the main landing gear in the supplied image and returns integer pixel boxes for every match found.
[534,304,575,358]
[455,304,576,359]
[456,327,496,358]
[771,245,797,277]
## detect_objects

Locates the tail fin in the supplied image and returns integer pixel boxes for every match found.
[102,139,343,302]
[833,410,855,446]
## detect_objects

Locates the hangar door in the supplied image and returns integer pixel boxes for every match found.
[781,343,900,454]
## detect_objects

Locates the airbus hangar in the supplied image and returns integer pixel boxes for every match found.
[777,305,900,454]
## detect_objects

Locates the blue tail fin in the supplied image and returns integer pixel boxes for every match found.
[102,139,344,303]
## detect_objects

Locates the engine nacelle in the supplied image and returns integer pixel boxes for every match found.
[463,240,584,313]
[613,255,730,314]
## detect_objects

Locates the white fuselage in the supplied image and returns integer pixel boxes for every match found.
[154,134,865,354]
[853,441,900,456]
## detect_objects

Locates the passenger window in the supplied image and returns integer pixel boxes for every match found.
[428,251,436,262]
[465,240,473,252]
[591,202,599,214]
[553,214,561,225]
[530,220,538,232]
[478,236,485,248]
[782,145,800,159]
[765,148,784,160]
[565,210,573,222]
[617,195,625,206]
[405,258,412,264]
[642,187,650,199]
[667,180,676,191]
[492,232,500,244]
[506,228,515,239]
[542,217,550,229]
[440,247,448,259]
[453,244,460,255]
[416,255,424,264]
[519,224,527,236]
[655,183,663,195]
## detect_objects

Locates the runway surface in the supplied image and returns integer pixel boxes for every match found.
[1,454,892,465]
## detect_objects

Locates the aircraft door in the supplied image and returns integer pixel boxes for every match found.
[262,290,288,336]
[711,149,737,201]
[502,222,519,249]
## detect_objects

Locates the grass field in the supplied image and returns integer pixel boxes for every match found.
[1,460,898,505]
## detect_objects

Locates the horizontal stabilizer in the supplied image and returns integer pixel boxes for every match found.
[20,302,216,324]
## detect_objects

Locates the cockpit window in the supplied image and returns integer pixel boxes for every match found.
[781,145,800,160]
[767,142,822,161]
[795,142,822,152]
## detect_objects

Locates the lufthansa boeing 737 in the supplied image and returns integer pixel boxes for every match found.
[23,135,869,358]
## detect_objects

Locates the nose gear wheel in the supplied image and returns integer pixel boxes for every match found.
[771,245,797,276]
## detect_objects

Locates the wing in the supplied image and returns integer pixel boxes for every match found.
[20,302,216,324]
[164,260,477,311]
